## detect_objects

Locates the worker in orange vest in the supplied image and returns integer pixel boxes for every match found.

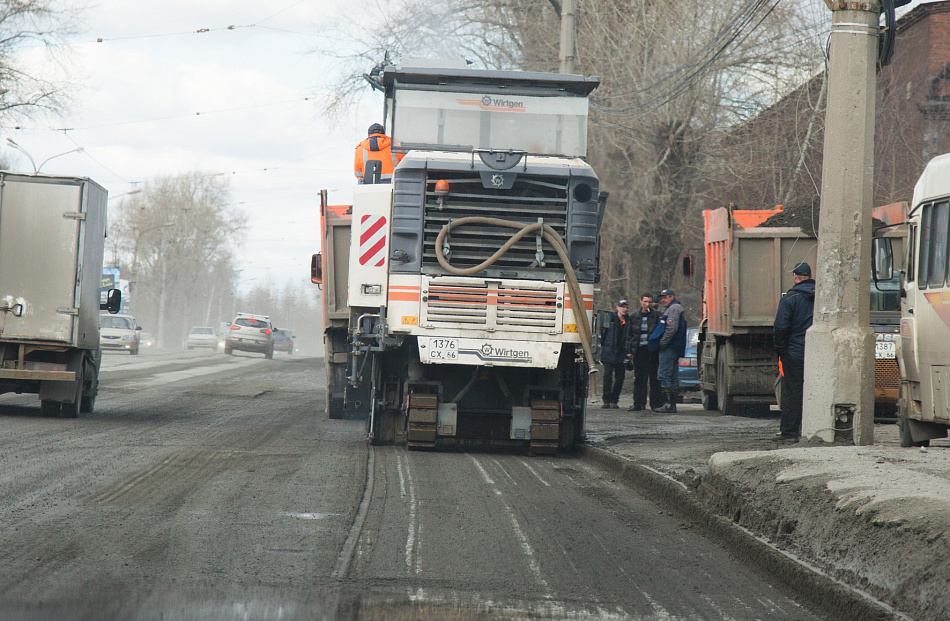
[354,123,404,183]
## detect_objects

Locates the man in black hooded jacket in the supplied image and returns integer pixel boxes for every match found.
[773,262,815,441]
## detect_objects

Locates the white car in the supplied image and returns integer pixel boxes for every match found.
[186,326,217,350]
[225,312,275,358]
[100,314,141,355]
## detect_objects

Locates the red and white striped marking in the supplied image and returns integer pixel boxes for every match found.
[359,215,387,267]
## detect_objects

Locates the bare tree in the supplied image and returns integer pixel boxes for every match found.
[322,0,828,312]
[0,0,82,120]
[109,173,247,347]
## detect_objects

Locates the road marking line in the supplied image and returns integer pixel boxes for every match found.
[491,458,518,485]
[396,454,407,498]
[281,512,334,520]
[110,357,263,389]
[470,455,551,597]
[519,459,551,487]
[402,453,420,575]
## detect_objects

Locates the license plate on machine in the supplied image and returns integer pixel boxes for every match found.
[426,338,458,361]
[875,342,895,359]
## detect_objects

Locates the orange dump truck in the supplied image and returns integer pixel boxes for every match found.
[311,191,372,419]
[698,205,816,416]
[698,204,905,417]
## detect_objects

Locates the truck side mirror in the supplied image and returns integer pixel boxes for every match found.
[872,237,893,283]
[682,254,694,278]
[100,288,121,314]
[311,253,323,284]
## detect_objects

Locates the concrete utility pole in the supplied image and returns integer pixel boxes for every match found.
[802,0,880,445]
[558,0,576,74]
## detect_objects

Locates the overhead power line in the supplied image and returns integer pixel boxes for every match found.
[591,0,782,116]
[51,96,314,133]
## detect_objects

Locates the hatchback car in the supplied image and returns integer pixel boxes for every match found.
[186,326,217,350]
[273,328,294,354]
[100,314,142,355]
[225,313,275,358]
[678,327,700,397]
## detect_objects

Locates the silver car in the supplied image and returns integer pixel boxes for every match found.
[186,326,217,350]
[100,314,141,355]
[224,313,275,358]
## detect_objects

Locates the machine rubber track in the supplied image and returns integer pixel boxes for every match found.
[529,399,560,455]
[407,393,438,450]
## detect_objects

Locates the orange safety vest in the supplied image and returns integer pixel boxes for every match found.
[354,133,404,181]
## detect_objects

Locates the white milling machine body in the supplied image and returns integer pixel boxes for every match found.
[347,64,606,453]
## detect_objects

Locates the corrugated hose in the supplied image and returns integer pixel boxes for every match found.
[434,217,597,380]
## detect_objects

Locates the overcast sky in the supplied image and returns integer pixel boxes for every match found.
[8,0,378,294]
[5,0,934,295]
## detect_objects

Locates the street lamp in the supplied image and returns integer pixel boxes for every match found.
[5,138,85,174]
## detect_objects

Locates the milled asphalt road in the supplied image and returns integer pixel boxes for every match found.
[0,353,829,620]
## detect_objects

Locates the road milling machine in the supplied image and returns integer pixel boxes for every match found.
[313,63,606,453]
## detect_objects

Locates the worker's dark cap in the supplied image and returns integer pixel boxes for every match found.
[792,262,811,276]
[368,123,384,136]
[659,289,675,297]
[617,299,629,307]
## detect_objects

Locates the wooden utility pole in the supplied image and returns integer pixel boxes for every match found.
[559,0,576,73]
[802,0,880,445]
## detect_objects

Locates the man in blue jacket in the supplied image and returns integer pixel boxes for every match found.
[654,289,687,413]
[773,262,815,442]
[599,299,629,409]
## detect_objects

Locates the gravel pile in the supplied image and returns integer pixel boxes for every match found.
[757,200,885,235]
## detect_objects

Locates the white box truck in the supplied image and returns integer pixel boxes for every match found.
[0,172,120,417]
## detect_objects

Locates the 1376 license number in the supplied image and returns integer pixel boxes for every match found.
[427,338,458,360]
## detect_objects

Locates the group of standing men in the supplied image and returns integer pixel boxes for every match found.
[599,290,688,413]
[597,260,813,445]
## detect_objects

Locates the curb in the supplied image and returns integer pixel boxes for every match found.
[580,445,908,621]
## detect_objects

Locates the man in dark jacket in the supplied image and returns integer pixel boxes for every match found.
[626,293,662,411]
[599,299,629,408]
[773,262,815,442]
[654,289,687,413]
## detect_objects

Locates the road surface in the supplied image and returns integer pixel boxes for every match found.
[0,350,823,619]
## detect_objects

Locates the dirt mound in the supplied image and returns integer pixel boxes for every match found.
[757,201,885,235]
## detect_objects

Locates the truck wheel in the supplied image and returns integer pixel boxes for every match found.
[61,372,83,419]
[40,400,61,417]
[701,391,717,411]
[716,355,734,415]
[80,369,98,414]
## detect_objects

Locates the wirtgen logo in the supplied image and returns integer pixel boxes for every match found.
[461,343,532,362]
[458,97,526,112]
